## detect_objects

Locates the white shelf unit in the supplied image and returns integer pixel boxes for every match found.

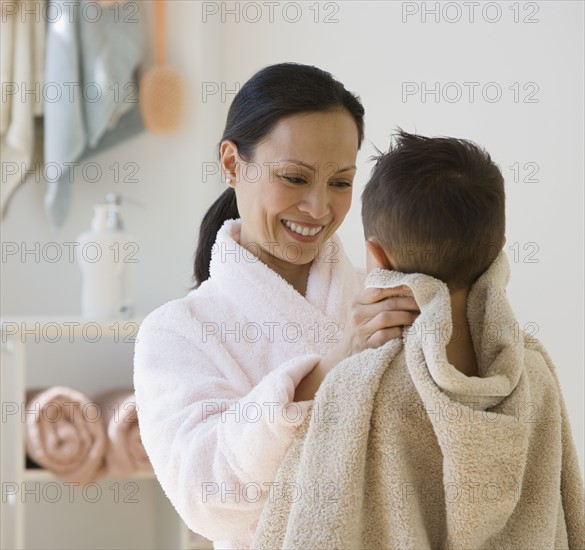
[0,317,213,550]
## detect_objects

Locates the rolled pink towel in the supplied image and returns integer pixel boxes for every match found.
[25,386,107,485]
[95,389,153,477]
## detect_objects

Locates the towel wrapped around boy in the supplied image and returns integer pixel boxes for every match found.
[252,251,585,550]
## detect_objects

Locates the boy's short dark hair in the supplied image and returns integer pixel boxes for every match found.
[361,130,505,289]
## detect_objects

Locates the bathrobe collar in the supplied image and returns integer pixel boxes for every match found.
[208,219,359,343]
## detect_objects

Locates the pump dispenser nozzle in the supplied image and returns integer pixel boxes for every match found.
[105,192,124,230]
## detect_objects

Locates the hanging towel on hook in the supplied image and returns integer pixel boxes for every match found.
[0,0,46,219]
[43,0,144,229]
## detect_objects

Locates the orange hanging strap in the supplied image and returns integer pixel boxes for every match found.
[155,0,166,67]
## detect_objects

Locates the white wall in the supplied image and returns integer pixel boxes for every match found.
[2,1,583,474]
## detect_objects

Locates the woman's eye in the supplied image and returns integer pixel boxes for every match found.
[282,175,306,184]
[332,181,352,188]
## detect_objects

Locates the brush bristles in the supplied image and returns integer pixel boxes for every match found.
[139,67,185,134]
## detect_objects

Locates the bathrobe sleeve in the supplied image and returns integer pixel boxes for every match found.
[133,303,321,541]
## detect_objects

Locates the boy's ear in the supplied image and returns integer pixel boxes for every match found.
[502,235,507,249]
[365,238,394,272]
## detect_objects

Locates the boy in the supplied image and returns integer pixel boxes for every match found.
[253,131,584,550]
[361,130,506,379]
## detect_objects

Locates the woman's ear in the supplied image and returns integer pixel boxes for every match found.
[502,235,507,249]
[220,140,240,187]
[365,238,395,272]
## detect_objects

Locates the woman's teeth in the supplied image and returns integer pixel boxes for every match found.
[283,220,324,237]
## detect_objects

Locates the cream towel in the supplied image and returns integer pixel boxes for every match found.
[0,1,15,137]
[0,0,45,219]
[252,251,585,550]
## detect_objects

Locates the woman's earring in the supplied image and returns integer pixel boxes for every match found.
[226,177,232,185]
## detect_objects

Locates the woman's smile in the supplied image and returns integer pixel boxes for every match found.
[281,219,326,241]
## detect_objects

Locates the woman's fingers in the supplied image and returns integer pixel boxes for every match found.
[380,295,420,314]
[343,285,421,357]
[346,309,414,354]
[360,309,414,346]
[365,309,415,332]
[358,285,414,305]
[365,327,405,349]
[351,296,419,328]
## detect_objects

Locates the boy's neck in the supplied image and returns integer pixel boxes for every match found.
[445,286,479,377]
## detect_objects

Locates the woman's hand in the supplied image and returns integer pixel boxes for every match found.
[341,285,419,356]
[321,285,419,372]
[294,286,420,401]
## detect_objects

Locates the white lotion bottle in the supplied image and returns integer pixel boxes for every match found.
[104,192,136,318]
[76,194,136,320]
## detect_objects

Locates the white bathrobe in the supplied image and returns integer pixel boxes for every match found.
[133,219,363,549]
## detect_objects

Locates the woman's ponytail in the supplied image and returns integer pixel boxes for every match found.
[192,187,239,288]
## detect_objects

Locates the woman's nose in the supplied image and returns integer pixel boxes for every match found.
[298,186,330,220]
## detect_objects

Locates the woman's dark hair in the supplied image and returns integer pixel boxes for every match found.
[192,62,365,288]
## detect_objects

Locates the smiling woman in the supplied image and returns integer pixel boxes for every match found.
[133,62,419,549]
[221,110,358,295]
[193,62,364,292]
